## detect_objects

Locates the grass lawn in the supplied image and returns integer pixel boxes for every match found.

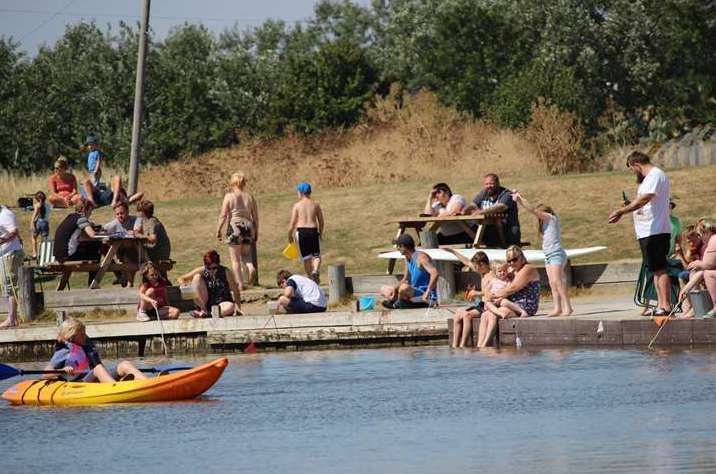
[10,165,715,289]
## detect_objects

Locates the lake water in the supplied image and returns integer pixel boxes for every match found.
[3,346,716,473]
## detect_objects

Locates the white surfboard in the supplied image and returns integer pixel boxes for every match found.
[378,246,607,263]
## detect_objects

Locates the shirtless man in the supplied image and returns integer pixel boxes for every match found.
[288,182,324,283]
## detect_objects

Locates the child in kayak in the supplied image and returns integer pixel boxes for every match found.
[44,318,148,383]
[137,262,180,322]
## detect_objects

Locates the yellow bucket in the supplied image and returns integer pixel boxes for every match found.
[282,242,299,259]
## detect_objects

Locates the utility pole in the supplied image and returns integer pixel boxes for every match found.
[128,0,150,195]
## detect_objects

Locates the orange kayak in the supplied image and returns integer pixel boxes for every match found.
[2,357,228,406]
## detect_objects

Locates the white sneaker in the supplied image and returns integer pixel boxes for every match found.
[136,310,151,322]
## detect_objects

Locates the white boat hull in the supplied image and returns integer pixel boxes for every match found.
[378,246,607,263]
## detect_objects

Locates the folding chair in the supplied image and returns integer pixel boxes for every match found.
[633,259,682,310]
[33,239,62,291]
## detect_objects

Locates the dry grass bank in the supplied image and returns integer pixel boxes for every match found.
[139,90,545,200]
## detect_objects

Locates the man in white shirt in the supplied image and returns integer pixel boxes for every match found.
[0,205,24,328]
[423,183,471,244]
[608,151,672,315]
[276,270,327,314]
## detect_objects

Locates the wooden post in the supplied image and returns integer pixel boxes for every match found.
[128,0,151,195]
[328,264,347,306]
[16,266,37,321]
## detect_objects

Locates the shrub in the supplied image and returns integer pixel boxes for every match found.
[524,99,589,175]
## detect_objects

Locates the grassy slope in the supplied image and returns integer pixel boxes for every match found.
[10,165,714,288]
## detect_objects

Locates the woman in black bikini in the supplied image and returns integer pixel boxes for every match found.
[178,250,243,318]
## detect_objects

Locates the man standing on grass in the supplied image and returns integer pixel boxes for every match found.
[0,203,24,329]
[608,151,672,315]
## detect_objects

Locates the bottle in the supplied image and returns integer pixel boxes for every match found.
[622,191,630,205]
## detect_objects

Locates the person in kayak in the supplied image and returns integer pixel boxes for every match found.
[44,318,148,383]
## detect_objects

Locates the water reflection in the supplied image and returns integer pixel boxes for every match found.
[2,347,716,473]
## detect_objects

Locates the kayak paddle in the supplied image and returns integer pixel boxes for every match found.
[0,362,192,381]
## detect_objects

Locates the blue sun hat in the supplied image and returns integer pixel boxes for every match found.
[296,182,312,195]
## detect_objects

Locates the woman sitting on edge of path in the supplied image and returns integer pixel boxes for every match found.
[178,250,242,319]
[513,192,574,317]
[216,172,258,290]
[45,318,148,383]
[446,249,493,348]
[477,245,541,348]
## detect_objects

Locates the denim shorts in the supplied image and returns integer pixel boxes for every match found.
[32,218,50,237]
[544,248,567,266]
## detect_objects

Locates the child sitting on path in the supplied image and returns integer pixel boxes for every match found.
[288,182,324,284]
[484,262,529,318]
[137,262,180,322]
[513,192,574,316]
[30,191,50,259]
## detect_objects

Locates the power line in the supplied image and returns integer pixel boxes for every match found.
[0,8,306,24]
[18,0,78,42]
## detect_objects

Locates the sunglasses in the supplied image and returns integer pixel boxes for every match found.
[507,258,519,264]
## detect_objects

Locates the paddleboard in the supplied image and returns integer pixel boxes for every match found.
[378,246,607,263]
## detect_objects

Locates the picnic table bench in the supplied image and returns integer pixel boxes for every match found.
[32,237,174,290]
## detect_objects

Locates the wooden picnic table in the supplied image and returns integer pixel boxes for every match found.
[388,213,508,248]
[50,234,148,290]
[90,234,148,289]
[385,213,509,275]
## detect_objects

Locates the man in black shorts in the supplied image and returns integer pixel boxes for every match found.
[608,151,672,315]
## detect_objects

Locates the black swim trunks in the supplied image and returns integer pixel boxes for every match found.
[297,227,320,260]
[638,233,670,272]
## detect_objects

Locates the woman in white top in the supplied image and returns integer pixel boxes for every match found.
[216,172,259,290]
[514,192,573,316]
[423,183,470,245]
